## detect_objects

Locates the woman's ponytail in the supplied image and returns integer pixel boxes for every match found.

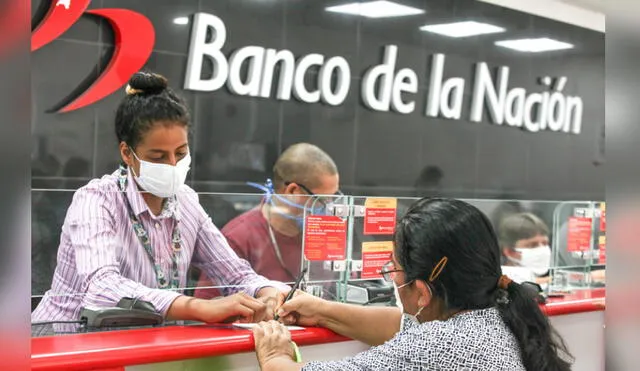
[495,277,573,371]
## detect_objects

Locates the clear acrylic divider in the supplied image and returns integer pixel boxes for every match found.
[186,191,275,298]
[548,201,605,292]
[343,196,416,307]
[300,193,351,302]
[31,184,605,336]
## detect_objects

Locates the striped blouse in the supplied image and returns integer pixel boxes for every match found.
[32,169,287,322]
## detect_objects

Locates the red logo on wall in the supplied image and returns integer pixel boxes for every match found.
[32,0,156,112]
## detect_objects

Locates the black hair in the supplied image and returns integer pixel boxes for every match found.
[394,198,572,371]
[115,71,190,150]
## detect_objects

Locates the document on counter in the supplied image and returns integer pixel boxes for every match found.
[232,323,305,331]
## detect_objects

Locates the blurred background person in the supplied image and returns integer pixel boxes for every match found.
[498,213,552,285]
[195,143,341,299]
[413,165,443,197]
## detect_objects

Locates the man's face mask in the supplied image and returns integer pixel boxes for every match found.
[247,179,332,229]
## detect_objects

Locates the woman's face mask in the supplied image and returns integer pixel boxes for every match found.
[510,245,552,276]
[131,150,191,198]
[393,280,426,327]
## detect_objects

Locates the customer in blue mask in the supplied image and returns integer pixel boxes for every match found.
[252,198,573,371]
[195,143,341,298]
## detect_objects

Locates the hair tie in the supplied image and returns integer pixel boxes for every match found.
[497,275,513,290]
[125,84,143,95]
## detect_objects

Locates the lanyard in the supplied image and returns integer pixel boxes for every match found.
[265,204,297,281]
[117,166,181,290]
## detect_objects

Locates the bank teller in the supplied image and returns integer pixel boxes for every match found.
[32,72,289,325]
[253,198,573,370]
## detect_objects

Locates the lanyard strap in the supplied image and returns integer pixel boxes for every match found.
[117,166,181,290]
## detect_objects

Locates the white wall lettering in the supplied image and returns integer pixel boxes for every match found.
[392,68,418,114]
[319,56,351,106]
[469,62,509,125]
[184,13,228,92]
[470,63,584,134]
[426,54,465,120]
[259,49,295,100]
[183,12,586,135]
[227,46,264,96]
[184,13,351,105]
[362,45,418,114]
[292,54,324,103]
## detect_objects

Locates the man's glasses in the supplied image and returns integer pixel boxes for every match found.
[380,261,403,282]
[284,181,345,206]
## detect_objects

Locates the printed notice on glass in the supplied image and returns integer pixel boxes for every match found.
[303,215,347,261]
[598,235,606,264]
[364,198,397,235]
[567,216,592,252]
[361,241,394,279]
[599,203,606,232]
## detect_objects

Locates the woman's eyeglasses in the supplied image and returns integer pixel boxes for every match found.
[379,261,403,282]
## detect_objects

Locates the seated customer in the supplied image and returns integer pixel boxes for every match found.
[194,143,340,298]
[32,72,288,325]
[252,198,573,370]
[498,213,552,284]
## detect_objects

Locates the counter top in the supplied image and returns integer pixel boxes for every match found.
[32,325,350,371]
[543,288,605,316]
[31,288,605,371]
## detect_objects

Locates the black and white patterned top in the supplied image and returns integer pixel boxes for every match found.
[303,307,526,370]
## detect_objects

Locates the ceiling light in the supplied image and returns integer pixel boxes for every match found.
[494,38,574,53]
[326,1,424,19]
[173,17,189,25]
[420,21,505,38]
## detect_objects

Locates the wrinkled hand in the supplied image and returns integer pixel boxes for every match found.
[199,292,266,323]
[253,320,295,368]
[256,287,288,321]
[276,290,326,327]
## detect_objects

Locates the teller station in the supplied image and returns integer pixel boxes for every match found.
[31,191,605,371]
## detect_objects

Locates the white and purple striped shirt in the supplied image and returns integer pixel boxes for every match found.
[32,169,287,322]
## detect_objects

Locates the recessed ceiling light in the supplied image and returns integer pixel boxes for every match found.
[326,1,424,19]
[420,21,505,38]
[173,17,189,25]
[494,38,574,53]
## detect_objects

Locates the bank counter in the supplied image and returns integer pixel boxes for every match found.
[32,288,604,371]
[32,192,606,370]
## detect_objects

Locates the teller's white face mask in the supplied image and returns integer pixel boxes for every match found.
[130,150,191,198]
[508,245,552,276]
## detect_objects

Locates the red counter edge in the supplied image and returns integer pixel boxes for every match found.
[32,292,605,371]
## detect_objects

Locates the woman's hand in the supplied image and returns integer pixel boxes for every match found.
[194,292,267,323]
[276,290,328,327]
[253,321,296,369]
[256,287,288,321]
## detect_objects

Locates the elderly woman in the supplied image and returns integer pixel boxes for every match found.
[252,198,573,370]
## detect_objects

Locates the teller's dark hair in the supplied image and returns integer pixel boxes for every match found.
[115,71,190,149]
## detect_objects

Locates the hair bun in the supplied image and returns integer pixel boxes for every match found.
[126,71,168,95]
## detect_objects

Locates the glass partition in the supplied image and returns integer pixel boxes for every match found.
[299,193,350,302]
[31,187,605,336]
[548,201,606,292]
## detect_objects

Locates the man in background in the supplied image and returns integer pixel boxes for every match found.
[195,143,340,299]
